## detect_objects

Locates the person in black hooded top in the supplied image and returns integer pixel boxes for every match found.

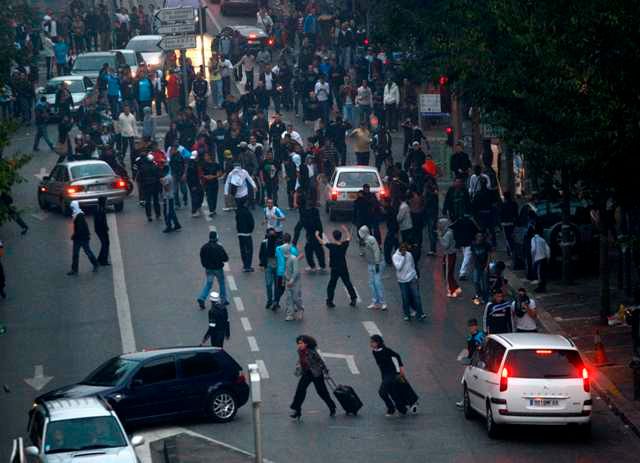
[370,334,408,416]
[67,201,98,276]
[94,196,110,266]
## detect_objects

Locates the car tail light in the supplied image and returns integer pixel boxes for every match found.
[113,178,127,189]
[499,367,509,392]
[535,349,553,355]
[40,186,48,193]
[235,372,246,384]
[248,33,257,39]
[582,367,590,392]
[67,185,85,195]
[330,188,338,201]
[378,187,388,199]
[267,37,275,46]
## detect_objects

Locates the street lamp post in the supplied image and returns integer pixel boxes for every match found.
[248,363,263,463]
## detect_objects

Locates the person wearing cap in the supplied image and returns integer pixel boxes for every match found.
[198,230,229,309]
[137,153,162,222]
[67,201,99,276]
[224,162,257,209]
[200,291,230,348]
[450,140,471,181]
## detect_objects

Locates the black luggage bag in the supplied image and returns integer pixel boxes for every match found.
[391,375,419,409]
[326,377,363,415]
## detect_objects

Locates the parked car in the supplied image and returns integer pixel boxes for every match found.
[37,160,129,215]
[461,333,592,438]
[35,347,250,425]
[27,396,145,462]
[36,76,94,120]
[125,35,165,71]
[71,51,130,80]
[325,166,386,221]
[220,0,259,16]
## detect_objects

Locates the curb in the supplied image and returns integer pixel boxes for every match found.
[504,267,640,438]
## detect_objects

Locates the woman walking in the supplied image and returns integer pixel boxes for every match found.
[290,335,336,420]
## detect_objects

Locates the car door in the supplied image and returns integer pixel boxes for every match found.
[466,349,486,411]
[176,352,224,414]
[117,355,180,422]
[478,339,507,403]
[49,166,68,204]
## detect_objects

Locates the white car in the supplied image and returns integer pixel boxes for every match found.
[461,333,592,438]
[125,35,165,70]
[36,76,94,120]
[325,166,387,221]
[26,396,144,462]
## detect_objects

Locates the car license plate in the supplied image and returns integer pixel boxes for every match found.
[529,399,559,407]
[91,184,108,192]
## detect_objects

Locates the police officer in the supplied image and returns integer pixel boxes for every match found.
[200,291,231,348]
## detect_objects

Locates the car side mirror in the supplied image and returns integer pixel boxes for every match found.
[130,435,145,447]
[26,446,39,457]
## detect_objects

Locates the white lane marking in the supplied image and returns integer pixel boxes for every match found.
[362,321,382,337]
[247,336,259,352]
[345,286,361,302]
[240,317,252,332]
[318,351,360,375]
[227,275,238,291]
[256,359,270,379]
[108,213,137,353]
[224,262,230,272]
[233,296,245,312]
[24,365,53,391]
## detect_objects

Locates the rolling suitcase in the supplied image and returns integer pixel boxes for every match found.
[391,375,419,410]
[326,377,363,415]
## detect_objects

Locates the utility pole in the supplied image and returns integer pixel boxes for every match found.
[199,7,206,76]
[180,50,189,110]
[248,364,263,463]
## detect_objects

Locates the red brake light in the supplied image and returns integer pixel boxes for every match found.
[114,178,127,188]
[267,37,275,46]
[535,349,553,355]
[248,33,257,39]
[445,127,453,134]
[499,367,509,392]
[330,188,338,201]
[67,185,84,194]
[235,372,246,384]
[582,367,590,392]
[40,186,47,192]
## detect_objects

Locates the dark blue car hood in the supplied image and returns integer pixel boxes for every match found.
[37,383,115,401]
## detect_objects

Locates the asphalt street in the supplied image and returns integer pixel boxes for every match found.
[2,5,640,463]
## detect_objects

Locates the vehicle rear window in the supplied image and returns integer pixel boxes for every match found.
[126,40,161,52]
[70,163,113,179]
[44,416,126,454]
[82,358,138,386]
[73,56,116,71]
[336,172,380,188]
[505,349,584,378]
[45,80,84,94]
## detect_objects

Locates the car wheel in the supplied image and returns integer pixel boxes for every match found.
[486,401,501,439]
[208,390,237,423]
[38,193,49,211]
[114,201,124,213]
[463,385,474,420]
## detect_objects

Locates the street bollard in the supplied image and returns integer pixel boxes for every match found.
[248,363,263,463]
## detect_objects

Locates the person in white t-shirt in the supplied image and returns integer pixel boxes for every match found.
[314,74,331,123]
[512,288,537,332]
[263,198,286,235]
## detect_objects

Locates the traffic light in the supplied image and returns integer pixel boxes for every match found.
[439,75,448,87]
[446,127,454,147]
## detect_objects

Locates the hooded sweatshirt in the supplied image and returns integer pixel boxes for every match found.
[284,245,300,283]
[358,225,381,265]
[276,242,299,276]
[224,166,257,198]
[70,201,91,242]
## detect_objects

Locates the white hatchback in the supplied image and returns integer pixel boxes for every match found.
[461,333,592,438]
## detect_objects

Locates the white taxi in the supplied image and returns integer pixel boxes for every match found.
[461,333,592,438]
[325,166,386,221]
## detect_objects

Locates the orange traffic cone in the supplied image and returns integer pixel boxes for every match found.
[594,330,608,365]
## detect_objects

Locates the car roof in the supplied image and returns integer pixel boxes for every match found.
[76,51,120,58]
[42,397,112,421]
[491,333,576,350]
[128,35,162,42]
[334,166,380,174]
[113,49,136,54]
[59,160,110,168]
[120,346,224,361]
[48,76,85,82]
[226,25,265,33]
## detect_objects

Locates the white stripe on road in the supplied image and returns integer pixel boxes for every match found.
[362,321,382,337]
[240,317,252,332]
[227,275,238,291]
[108,214,136,353]
[256,359,270,379]
[247,336,260,352]
[320,352,360,375]
[346,356,360,375]
[233,296,245,312]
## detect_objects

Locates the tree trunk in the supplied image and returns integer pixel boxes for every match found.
[500,143,514,195]
[599,204,611,324]
[451,92,463,148]
[560,166,573,285]
[471,107,482,166]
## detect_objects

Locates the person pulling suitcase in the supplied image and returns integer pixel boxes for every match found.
[370,334,418,416]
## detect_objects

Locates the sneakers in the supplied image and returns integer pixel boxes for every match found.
[385,410,396,417]
[197,299,205,310]
[349,299,357,307]
[162,228,173,233]
[305,267,317,273]
[380,304,388,311]
[455,401,464,408]
[326,301,336,308]
[174,225,182,232]
[192,211,201,218]
[66,270,78,276]
[418,314,428,321]
[296,310,304,320]
[403,316,410,321]
[409,404,418,414]
[472,296,482,306]
[285,315,294,321]
[447,291,457,298]
[367,303,379,309]
[454,288,463,296]
[459,274,468,281]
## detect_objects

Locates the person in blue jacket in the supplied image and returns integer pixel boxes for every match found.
[106,68,121,120]
[273,232,298,311]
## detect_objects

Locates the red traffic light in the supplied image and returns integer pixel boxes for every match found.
[439,75,449,86]
[363,38,369,46]
[445,127,453,134]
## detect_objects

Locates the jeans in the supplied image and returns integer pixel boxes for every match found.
[163,198,180,229]
[190,186,204,213]
[120,136,135,171]
[173,178,188,207]
[264,265,277,304]
[398,278,424,318]
[367,262,385,305]
[318,99,330,123]
[108,95,119,119]
[534,258,547,290]
[210,79,223,107]
[71,240,97,272]
[358,104,371,125]
[355,151,370,166]
[459,246,472,277]
[327,267,356,303]
[290,371,335,413]
[238,235,253,270]
[198,268,228,304]
[473,267,489,302]
[33,124,54,150]
[204,182,219,214]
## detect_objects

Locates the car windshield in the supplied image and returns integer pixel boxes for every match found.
[336,172,381,189]
[121,52,138,66]
[82,358,138,386]
[504,349,584,379]
[127,40,161,52]
[45,80,84,94]
[70,163,113,180]
[44,416,127,454]
[73,56,116,71]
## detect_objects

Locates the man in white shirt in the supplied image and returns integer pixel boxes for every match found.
[117,104,139,170]
[531,231,550,293]
[224,162,257,208]
[314,74,331,123]
[392,243,427,321]
[468,165,491,199]
[219,55,234,98]
[355,80,373,126]
[383,78,400,131]
[512,288,538,332]
[281,124,303,146]
[263,198,286,235]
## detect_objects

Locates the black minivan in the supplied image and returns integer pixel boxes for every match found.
[35,347,250,425]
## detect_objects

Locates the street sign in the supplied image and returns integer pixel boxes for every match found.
[419,93,442,114]
[155,7,195,24]
[158,23,195,34]
[158,34,197,51]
